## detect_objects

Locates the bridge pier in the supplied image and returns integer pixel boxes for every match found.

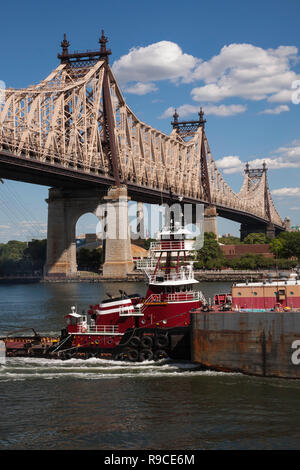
[102,185,134,278]
[240,222,275,241]
[44,186,134,279]
[204,205,218,237]
[44,188,105,277]
[136,201,145,239]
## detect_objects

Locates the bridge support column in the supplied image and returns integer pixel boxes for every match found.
[136,201,145,239]
[204,205,218,238]
[102,185,134,278]
[266,223,275,239]
[44,188,105,278]
[240,223,275,241]
[44,188,75,277]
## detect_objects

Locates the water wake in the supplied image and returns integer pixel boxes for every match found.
[0,357,235,382]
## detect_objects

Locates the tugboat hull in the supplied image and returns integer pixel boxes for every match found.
[2,326,191,362]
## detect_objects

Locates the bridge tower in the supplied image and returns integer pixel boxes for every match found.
[171,108,218,237]
[239,163,276,240]
[45,31,133,278]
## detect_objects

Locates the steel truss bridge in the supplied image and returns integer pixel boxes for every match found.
[0,31,285,236]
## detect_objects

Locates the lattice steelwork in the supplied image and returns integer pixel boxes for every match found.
[0,32,283,228]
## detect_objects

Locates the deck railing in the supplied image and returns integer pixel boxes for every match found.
[75,324,121,335]
[141,290,205,305]
[149,269,194,284]
[150,241,186,251]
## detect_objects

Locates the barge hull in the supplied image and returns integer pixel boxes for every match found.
[191,311,300,378]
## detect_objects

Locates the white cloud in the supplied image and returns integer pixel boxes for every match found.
[259,104,290,115]
[215,142,300,174]
[215,155,244,174]
[159,103,246,119]
[267,89,294,103]
[206,104,247,116]
[189,43,299,103]
[112,41,198,85]
[272,187,300,197]
[112,40,299,110]
[123,82,158,95]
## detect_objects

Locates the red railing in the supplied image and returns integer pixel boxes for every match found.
[150,241,185,251]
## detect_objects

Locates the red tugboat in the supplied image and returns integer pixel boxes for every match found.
[3,225,206,361]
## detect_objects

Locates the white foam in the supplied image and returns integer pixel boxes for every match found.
[0,356,239,382]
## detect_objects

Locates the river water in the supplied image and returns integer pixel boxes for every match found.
[1,281,300,451]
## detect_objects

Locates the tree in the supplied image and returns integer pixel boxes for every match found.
[218,236,242,245]
[276,232,300,260]
[24,239,47,270]
[269,238,284,259]
[243,233,269,244]
[0,240,28,275]
[196,232,225,269]
[77,248,102,272]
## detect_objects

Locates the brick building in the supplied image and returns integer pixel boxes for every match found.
[220,244,273,259]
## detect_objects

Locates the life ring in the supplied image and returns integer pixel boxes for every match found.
[153,295,159,302]
[81,326,87,333]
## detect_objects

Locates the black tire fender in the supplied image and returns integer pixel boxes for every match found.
[139,349,154,362]
[127,348,139,362]
[155,334,169,348]
[140,335,153,349]
[129,336,140,348]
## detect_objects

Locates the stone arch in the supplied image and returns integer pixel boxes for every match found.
[44,188,105,277]
[75,212,102,273]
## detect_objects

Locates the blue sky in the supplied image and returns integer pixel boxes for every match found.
[0,0,299,241]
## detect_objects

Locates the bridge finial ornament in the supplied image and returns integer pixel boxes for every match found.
[173,109,179,123]
[99,30,108,52]
[99,30,111,61]
[60,33,70,62]
[198,107,205,125]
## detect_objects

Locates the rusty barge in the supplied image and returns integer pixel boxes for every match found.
[191,272,300,379]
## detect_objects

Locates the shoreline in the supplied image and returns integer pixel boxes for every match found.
[0,269,290,284]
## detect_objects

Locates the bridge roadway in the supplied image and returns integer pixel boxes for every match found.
[0,148,284,233]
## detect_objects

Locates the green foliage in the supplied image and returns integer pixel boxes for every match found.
[0,240,27,262]
[143,238,156,250]
[24,239,47,270]
[0,239,47,275]
[218,236,242,245]
[273,231,300,260]
[194,231,299,270]
[196,232,225,269]
[77,248,102,272]
[269,238,284,258]
[226,254,297,270]
[243,232,269,244]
